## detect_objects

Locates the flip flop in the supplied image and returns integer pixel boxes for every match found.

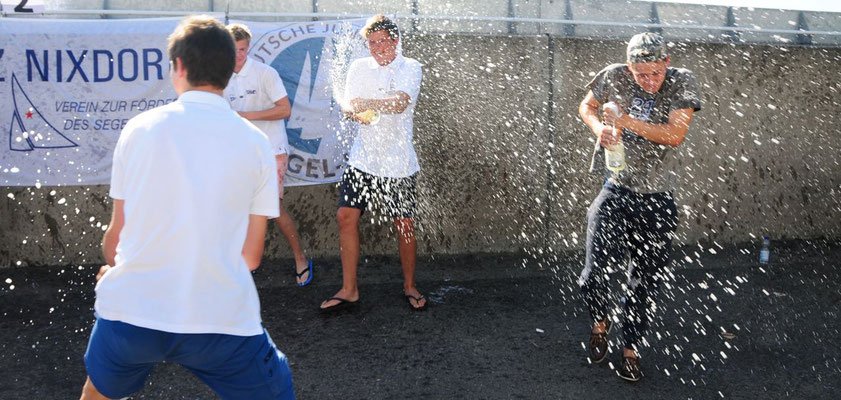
[320,296,358,313]
[295,259,313,287]
[404,293,428,311]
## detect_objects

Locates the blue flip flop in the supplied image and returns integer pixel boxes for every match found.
[296,259,313,287]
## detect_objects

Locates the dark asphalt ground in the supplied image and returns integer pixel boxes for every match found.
[1,239,840,399]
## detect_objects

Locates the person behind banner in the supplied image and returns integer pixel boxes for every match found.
[80,16,294,399]
[224,23,313,287]
[576,32,702,382]
[319,14,427,312]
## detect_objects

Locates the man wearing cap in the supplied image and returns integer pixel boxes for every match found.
[576,32,702,382]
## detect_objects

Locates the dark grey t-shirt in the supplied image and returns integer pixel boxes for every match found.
[586,63,702,193]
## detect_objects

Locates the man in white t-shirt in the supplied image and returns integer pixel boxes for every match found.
[80,16,294,400]
[225,23,313,287]
[320,15,426,312]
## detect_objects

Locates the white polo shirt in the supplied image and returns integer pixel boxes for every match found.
[224,57,290,155]
[344,54,422,178]
[95,90,279,336]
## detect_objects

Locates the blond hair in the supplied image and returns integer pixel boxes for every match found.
[361,14,399,40]
[227,23,252,44]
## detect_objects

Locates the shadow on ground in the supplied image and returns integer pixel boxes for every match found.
[1,239,839,399]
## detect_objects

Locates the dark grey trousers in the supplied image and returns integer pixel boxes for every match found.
[579,182,678,349]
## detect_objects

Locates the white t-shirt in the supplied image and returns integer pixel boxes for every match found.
[224,57,290,155]
[344,55,422,178]
[95,90,279,337]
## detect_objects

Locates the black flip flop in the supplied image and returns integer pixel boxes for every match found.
[405,293,428,311]
[320,296,358,313]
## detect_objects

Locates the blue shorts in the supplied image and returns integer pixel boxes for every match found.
[84,318,294,400]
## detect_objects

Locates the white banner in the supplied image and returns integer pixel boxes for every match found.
[0,17,369,187]
[0,18,180,186]
[236,18,368,186]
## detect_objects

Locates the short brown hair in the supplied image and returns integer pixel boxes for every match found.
[167,15,235,90]
[227,23,252,44]
[361,14,399,40]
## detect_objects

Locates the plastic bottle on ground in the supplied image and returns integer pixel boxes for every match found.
[759,236,770,264]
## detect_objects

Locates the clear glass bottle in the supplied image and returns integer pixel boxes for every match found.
[605,132,626,172]
[603,103,626,172]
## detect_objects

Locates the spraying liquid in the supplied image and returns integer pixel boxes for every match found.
[327,22,369,115]
[603,102,626,172]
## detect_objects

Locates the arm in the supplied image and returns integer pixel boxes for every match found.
[242,214,268,271]
[614,108,694,147]
[97,199,125,281]
[102,199,124,267]
[579,91,607,139]
[349,91,411,115]
[578,91,620,147]
[238,97,291,121]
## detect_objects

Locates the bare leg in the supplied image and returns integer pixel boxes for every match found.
[394,217,426,309]
[274,201,309,284]
[80,377,113,400]
[274,154,309,284]
[321,207,361,308]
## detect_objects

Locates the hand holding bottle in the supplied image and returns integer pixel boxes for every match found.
[355,109,380,125]
[602,102,622,125]
[347,97,381,125]
[600,102,622,146]
[601,102,626,172]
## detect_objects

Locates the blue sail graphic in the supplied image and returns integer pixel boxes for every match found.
[271,38,325,154]
[9,73,78,151]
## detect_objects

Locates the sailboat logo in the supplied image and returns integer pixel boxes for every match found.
[8,73,78,152]
[270,37,326,154]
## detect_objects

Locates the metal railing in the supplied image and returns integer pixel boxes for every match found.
[2,9,840,44]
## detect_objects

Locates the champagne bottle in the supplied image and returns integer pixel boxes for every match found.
[603,103,626,172]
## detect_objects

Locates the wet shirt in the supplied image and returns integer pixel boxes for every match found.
[344,54,422,178]
[586,63,701,193]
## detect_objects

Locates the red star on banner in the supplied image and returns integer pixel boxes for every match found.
[25,110,33,119]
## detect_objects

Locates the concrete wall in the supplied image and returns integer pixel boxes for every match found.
[548,39,841,249]
[2,32,840,267]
